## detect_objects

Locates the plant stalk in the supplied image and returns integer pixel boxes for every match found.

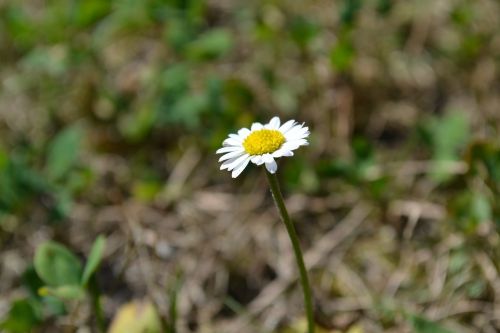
[265,170,314,333]
[89,275,106,333]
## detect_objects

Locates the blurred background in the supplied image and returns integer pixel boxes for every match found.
[1,0,500,332]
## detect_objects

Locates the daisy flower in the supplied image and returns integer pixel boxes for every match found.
[216,116,310,178]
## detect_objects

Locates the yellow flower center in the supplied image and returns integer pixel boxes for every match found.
[243,129,285,156]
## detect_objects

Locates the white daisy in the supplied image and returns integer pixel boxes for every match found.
[216,116,310,178]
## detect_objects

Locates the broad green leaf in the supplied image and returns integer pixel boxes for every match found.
[72,0,111,28]
[46,125,83,181]
[408,314,455,333]
[289,16,319,48]
[166,93,208,128]
[34,241,82,287]
[0,299,42,333]
[340,0,363,26]
[424,111,469,182]
[81,235,106,286]
[433,112,469,160]
[330,38,355,71]
[39,285,86,300]
[165,18,196,52]
[161,64,189,93]
[186,28,233,60]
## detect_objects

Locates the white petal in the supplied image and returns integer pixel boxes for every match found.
[290,138,309,146]
[223,138,243,147]
[288,125,309,135]
[265,160,278,173]
[218,150,245,162]
[231,156,251,178]
[228,133,242,140]
[220,156,241,170]
[272,148,293,158]
[238,128,251,137]
[222,154,250,171]
[268,116,280,129]
[251,122,263,131]
[216,146,243,154]
[285,125,309,139]
[282,139,308,151]
[262,153,274,164]
[279,119,296,133]
[285,131,309,142]
[251,155,264,165]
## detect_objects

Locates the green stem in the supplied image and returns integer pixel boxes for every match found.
[89,276,106,333]
[265,170,314,333]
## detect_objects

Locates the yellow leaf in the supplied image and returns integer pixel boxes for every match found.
[346,324,364,333]
[108,300,162,333]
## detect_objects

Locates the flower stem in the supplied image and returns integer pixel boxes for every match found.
[265,170,314,333]
[89,275,105,333]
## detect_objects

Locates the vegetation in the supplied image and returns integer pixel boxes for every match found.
[1,0,499,332]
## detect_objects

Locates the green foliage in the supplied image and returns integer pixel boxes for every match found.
[317,138,389,200]
[340,0,363,26]
[467,141,500,187]
[289,16,320,49]
[6,237,107,331]
[34,241,83,287]
[0,150,48,214]
[33,236,106,302]
[0,299,42,333]
[450,191,492,232]
[186,28,233,60]
[46,125,83,182]
[407,314,454,333]
[330,35,355,72]
[420,111,470,182]
[39,285,86,300]
[81,236,107,286]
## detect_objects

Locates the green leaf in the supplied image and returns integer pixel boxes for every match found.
[21,266,45,300]
[451,191,492,231]
[161,64,189,93]
[34,241,83,287]
[165,18,196,52]
[118,107,155,142]
[471,194,492,222]
[0,299,42,333]
[46,125,83,181]
[433,112,469,160]
[423,111,469,182]
[72,0,111,28]
[289,16,319,48]
[165,93,208,128]
[408,314,455,333]
[330,38,355,71]
[39,285,86,300]
[81,235,106,286]
[132,181,162,202]
[186,28,233,60]
[340,0,363,26]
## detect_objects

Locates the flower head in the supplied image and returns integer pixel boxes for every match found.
[216,117,310,178]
